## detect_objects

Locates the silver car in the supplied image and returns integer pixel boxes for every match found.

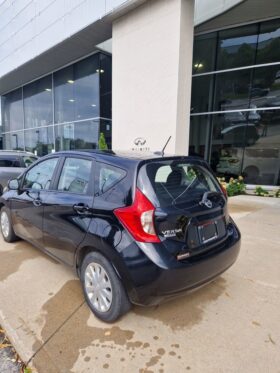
[0,151,38,195]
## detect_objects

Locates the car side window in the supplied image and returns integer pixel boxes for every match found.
[58,157,92,194]
[0,157,21,167]
[22,158,59,190]
[95,162,126,195]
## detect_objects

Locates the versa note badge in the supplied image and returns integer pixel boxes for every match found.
[162,228,182,238]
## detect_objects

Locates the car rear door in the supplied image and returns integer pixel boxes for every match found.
[42,155,94,266]
[138,159,228,259]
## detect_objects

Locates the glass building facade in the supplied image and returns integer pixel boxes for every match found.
[1,52,112,156]
[190,19,280,185]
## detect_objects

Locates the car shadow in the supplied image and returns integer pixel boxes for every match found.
[133,276,227,330]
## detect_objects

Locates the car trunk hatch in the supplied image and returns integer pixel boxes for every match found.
[138,159,229,259]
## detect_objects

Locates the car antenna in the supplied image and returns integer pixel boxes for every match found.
[154,136,172,156]
[160,136,171,156]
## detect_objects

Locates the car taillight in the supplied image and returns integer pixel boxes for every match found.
[114,188,160,243]
[220,185,230,223]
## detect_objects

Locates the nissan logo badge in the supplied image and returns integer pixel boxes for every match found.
[204,199,213,208]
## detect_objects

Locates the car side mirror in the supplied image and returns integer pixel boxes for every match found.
[8,179,19,190]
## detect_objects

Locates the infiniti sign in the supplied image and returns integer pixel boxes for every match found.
[132,137,150,151]
[134,137,146,146]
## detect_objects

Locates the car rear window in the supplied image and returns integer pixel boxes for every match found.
[0,157,21,167]
[95,162,126,196]
[144,161,220,207]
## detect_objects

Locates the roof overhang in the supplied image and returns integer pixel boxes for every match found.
[0,0,147,95]
[195,0,280,34]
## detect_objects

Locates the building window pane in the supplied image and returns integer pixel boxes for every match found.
[242,109,280,185]
[256,19,280,65]
[193,33,217,74]
[3,131,24,150]
[74,55,100,121]
[54,120,99,151]
[25,126,54,156]
[214,69,252,111]
[189,115,209,159]
[23,75,53,128]
[217,25,258,70]
[210,113,249,176]
[54,65,75,123]
[54,54,100,123]
[250,65,280,109]
[99,54,112,119]
[208,110,280,185]
[1,88,23,131]
[191,75,213,113]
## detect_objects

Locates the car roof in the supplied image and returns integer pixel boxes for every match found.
[0,150,36,157]
[51,150,202,164]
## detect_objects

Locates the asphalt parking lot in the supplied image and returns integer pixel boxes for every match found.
[0,195,279,373]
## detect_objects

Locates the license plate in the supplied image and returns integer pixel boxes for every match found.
[198,222,218,244]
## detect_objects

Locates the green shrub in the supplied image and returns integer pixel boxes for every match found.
[226,176,246,197]
[98,132,108,150]
[254,186,269,196]
[274,189,280,198]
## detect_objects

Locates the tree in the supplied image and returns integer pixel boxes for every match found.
[98,132,108,150]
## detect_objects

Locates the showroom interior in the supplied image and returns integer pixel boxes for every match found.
[190,18,280,185]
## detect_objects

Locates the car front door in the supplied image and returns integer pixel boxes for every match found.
[42,156,94,266]
[10,157,60,248]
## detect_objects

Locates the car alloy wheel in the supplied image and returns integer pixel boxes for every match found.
[84,262,113,313]
[1,211,10,238]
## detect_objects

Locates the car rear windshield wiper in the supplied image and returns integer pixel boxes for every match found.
[159,176,199,206]
[199,191,224,208]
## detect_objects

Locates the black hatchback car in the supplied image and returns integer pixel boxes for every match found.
[0,151,240,322]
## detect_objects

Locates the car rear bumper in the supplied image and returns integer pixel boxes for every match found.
[123,222,241,306]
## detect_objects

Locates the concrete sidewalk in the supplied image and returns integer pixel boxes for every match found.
[0,195,279,373]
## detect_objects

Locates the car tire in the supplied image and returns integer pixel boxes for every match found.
[81,251,131,322]
[0,206,18,242]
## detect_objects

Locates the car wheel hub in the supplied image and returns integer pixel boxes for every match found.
[85,262,113,313]
[1,212,9,238]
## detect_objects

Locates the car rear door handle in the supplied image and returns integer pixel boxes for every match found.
[73,204,90,214]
